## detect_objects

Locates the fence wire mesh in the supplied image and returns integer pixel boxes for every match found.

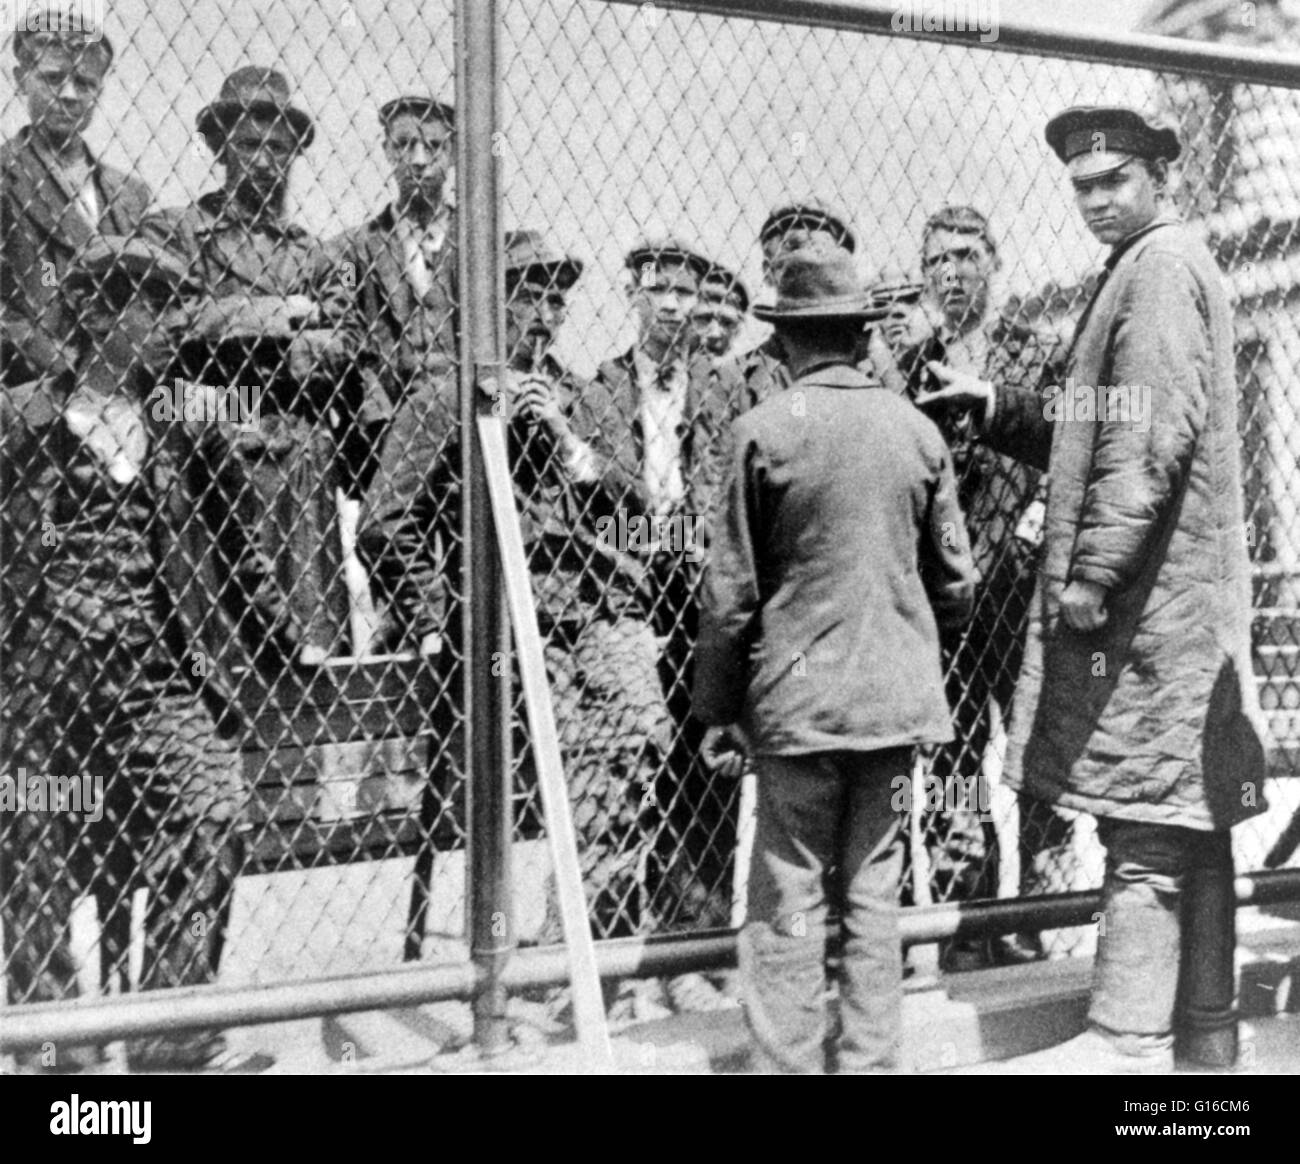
[2,0,1300,1059]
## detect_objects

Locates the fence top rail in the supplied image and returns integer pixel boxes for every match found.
[601,0,1300,89]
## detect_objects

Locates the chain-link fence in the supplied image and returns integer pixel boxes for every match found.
[3,0,1300,1063]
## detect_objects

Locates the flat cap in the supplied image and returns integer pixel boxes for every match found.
[624,237,712,281]
[379,95,455,128]
[759,200,856,254]
[505,229,582,290]
[700,263,750,313]
[1045,106,1180,180]
[64,236,197,302]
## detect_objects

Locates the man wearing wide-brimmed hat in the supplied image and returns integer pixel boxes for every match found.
[141,66,358,665]
[921,106,1267,1074]
[694,240,975,1073]
[1,5,151,385]
[0,237,273,1073]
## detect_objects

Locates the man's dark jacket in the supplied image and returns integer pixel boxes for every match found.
[694,363,976,754]
[1,127,152,384]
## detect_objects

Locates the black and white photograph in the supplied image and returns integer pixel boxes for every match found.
[1,0,1298,1116]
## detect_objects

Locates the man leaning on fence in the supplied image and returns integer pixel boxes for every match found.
[694,239,976,1073]
[329,96,458,505]
[0,238,273,1074]
[140,67,358,666]
[879,204,1075,968]
[583,238,745,1011]
[357,230,676,1022]
[1,19,151,387]
[919,106,1268,1074]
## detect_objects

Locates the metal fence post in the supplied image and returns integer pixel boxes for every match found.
[456,0,514,1055]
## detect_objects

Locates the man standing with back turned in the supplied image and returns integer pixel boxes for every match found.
[694,241,975,1073]
[920,106,1267,1074]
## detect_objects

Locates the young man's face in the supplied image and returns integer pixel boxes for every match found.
[505,274,567,368]
[15,45,108,145]
[219,115,299,210]
[692,296,743,358]
[630,259,699,352]
[1071,156,1163,246]
[921,227,996,333]
[383,112,453,213]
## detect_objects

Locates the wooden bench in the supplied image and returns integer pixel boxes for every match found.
[234,657,462,874]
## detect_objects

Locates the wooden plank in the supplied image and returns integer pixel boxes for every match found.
[478,414,614,1071]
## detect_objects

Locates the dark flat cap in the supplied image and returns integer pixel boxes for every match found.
[700,263,750,313]
[760,200,856,254]
[505,229,582,290]
[197,67,314,149]
[379,95,455,128]
[753,241,889,323]
[64,236,197,302]
[1045,106,1180,178]
[624,237,711,281]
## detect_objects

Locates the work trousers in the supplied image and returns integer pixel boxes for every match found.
[740,747,909,1074]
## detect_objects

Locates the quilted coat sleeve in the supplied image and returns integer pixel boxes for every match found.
[1069,250,1208,592]
[693,424,762,726]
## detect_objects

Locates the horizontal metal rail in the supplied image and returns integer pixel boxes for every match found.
[603,0,1300,88]
[5,867,1298,1053]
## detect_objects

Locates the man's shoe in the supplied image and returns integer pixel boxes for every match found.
[665,972,740,1014]
[991,1026,1173,1075]
[939,938,995,973]
[993,933,1047,966]
[129,1034,274,1075]
[607,979,673,1027]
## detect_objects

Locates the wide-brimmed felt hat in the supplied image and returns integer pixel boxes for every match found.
[699,262,750,313]
[64,236,197,303]
[379,95,454,128]
[624,237,712,282]
[505,229,582,290]
[760,200,856,254]
[753,241,890,322]
[197,67,314,149]
[1045,106,1180,181]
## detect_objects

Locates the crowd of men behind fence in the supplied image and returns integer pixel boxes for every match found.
[0,13,1269,1074]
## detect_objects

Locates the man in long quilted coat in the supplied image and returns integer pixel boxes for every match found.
[921,106,1268,1074]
